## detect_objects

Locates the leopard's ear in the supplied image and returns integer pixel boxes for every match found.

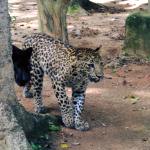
[94,45,102,52]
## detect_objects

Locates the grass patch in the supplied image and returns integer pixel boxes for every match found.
[67,4,81,14]
[28,115,62,150]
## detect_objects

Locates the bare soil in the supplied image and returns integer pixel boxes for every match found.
[9,0,150,150]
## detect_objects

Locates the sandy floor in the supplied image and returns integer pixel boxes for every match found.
[9,0,150,150]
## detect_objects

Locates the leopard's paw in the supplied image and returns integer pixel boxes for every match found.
[75,120,89,131]
[62,111,74,128]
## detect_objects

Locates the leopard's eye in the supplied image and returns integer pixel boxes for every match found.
[88,64,94,68]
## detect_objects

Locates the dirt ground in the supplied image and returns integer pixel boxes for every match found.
[9,0,150,150]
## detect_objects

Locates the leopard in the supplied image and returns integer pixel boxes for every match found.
[22,33,104,131]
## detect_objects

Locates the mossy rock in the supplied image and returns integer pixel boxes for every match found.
[124,11,150,58]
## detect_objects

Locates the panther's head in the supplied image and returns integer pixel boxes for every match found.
[77,45,104,83]
[12,45,32,86]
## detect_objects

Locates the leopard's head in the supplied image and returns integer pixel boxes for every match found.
[77,45,104,83]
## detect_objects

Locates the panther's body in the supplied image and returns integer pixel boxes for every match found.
[23,33,104,131]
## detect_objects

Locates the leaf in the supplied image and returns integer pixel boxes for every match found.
[142,137,148,142]
[31,143,42,150]
[129,95,140,104]
[71,142,80,146]
[49,124,61,132]
[11,16,16,22]
[60,143,69,149]
[128,95,140,104]
[112,68,116,74]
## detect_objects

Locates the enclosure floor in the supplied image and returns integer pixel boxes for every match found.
[10,0,150,149]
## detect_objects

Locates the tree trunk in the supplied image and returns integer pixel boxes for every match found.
[148,0,150,12]
[37,0,71,43]
[0,0,38,149]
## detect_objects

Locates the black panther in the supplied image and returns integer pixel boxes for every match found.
[12,45,33,98]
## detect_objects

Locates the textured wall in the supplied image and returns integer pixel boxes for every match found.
[0,0,32,149]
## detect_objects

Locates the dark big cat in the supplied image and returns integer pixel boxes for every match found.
[12,45,32,86]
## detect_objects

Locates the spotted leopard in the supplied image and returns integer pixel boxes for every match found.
[22,33,104,131]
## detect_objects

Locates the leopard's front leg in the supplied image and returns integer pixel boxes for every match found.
[72,89,89,131]
[52,81,74,128]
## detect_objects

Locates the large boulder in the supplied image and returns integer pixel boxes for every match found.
[124,12,150,58]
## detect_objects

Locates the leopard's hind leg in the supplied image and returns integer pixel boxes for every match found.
[51,80,74,128]
[30,64,46,113]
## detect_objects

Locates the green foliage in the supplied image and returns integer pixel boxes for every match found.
[124,11,150,57]
[31,143,43,150]
[111,68,116,74]
[29,117,61,150]
[126,12,150,32]
[10,16,16,22]
[48,123,61,132]
[68,4,81,14]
